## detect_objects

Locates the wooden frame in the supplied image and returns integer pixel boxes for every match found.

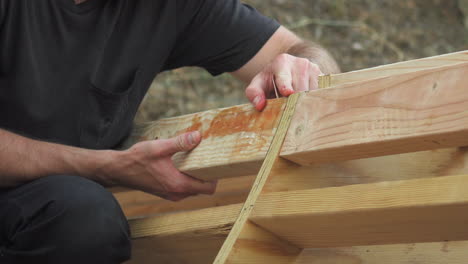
[118,50,468,263]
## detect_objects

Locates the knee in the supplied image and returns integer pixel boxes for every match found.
[39,175,131,262]
[49,175,124,219]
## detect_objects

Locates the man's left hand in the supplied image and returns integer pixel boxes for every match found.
[244,53,322,111]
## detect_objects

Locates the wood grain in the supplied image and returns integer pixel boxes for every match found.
[265,147,468,193]
[226,221,302,264]
[282,62,468,165]
[142,98,286,181]
[296,241,468,264]
[115,175,255,219]
[319,50,468,88]
[251,174,468,248]
[127,203,242,264]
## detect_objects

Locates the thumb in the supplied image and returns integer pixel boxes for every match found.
[245,74,267,111]
[160,131,201,156]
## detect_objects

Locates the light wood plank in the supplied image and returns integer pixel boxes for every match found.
[265,147,468,193]
[142,98,286,181]
[115,175,255,219]
[282,62,468,165]
[296,241,468,264]
[251,174,468,248]
[130,203,242,239]
[319,50,468,88]
[226,221,302,264]
[127,203,242,264]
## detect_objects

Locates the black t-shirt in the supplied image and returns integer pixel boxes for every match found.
[0,0,279,149]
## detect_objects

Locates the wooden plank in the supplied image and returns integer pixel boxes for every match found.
[319,50,468,88]
[130,203,242,239]
[226,221,302,264]
[265,147,468,193]
[115,175,255,219]
[142,98,286,181]
[250,174,468,248]
[295,241,468,264]
[214,94,301,263]
[282,61,468,165]
[131,51,467,181]
[127,203,242,264]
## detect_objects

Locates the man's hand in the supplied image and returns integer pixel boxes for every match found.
[105,131,217,201]
[231,26,340,111]
[245,53,322,111]
[0,128,215,201]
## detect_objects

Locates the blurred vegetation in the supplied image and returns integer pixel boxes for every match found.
[134,0,468,124]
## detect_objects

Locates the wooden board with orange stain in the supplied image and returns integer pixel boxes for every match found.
[143,98,286,181]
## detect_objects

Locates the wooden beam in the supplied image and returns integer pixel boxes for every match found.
[226,221,302,264]
[130,203,242,239]
[264,147,468,193]
[296,241,468,264]
[251,174,468,248]
[282,62,468,165]
[127,203,242,264]
[142,98,286,181]
[115,175,255,219]
[133,51,467,181]
[319,50,468,88]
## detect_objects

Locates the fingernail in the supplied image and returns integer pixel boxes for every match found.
[188,131,200,145]
[253,96,261,106]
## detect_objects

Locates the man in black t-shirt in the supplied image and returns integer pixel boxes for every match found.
[0,0,339,263]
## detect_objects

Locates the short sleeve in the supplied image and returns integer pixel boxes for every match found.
[164,0,280,76]
[0,1,5,27]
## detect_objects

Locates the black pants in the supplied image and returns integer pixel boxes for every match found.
[0,175,131,264]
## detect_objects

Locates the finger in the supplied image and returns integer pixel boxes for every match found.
[157,190,193,202]
[165,193,193,202]
[309,62,322,91]
[272,55,294,96]
[292,58,311,92]
[245,73,268,111]
[182,173,217,195]
[159,131,201,156]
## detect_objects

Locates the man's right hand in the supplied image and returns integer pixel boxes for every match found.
[0,128,215,201]
[103,131,217,201]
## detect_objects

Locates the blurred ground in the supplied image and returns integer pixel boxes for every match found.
[134,0,468,124]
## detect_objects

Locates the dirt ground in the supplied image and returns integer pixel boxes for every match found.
[134,0,468,124]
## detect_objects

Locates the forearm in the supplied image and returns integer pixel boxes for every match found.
[233,26,340,83]
[0,129,115,187]
[287,40,341,74]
